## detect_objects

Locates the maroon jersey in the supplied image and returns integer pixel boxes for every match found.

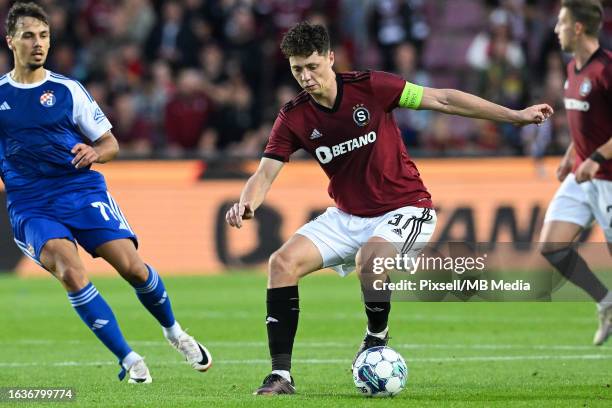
[264,71,432,217]
[564,48,612,180]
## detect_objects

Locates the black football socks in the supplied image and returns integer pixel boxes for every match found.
[362,281,392,334]
[543,247,608,302]
[266,286,299,371]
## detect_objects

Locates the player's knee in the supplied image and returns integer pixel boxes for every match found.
[54,265,88,291]
[539,241,567,256]
[541,246,573,266]
[121,261,149,285]
[355,249,379,275]
[269,250,298,281]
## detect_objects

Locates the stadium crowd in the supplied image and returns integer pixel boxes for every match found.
[2,0,610,159]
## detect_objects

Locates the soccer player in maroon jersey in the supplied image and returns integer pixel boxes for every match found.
[540,0,612,346]
[226,22,553,395]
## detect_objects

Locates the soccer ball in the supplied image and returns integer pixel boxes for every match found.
[352,346,408,397]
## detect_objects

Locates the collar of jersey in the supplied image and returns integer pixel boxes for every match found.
[574,47,602,74]
[7,69,50,89]
[310,72,343,114]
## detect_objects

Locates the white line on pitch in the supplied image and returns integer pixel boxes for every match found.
[2,354,612,368]
[175,311,598,324]
[3,339,610,352]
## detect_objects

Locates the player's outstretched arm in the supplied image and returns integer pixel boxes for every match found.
[71,131,119,169]
[418,87,553,126]
[225,158,284,228]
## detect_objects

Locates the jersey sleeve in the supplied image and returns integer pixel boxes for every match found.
[370,70,409,112]
[263,112,302,162]
[71,82,112,142]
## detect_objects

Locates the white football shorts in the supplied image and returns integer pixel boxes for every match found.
[544,173,612,242]
[296,205,437,276]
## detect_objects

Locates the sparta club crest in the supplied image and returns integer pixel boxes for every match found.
[40,91,56,107]
[352,104,370,127]
[579,78,592,97]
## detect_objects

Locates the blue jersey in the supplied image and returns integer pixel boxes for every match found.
[0,70,112,211]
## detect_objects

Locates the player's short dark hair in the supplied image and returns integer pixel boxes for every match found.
[280,22,330,58]
[6,1,49,37]
[561,0,604,36]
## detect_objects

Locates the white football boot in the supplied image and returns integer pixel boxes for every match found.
[168,332,212,372]
[127,359,152,384]
[594,305,612,346]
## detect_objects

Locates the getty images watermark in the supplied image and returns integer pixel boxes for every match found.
[370,252,531,292]
[361,242,610,301]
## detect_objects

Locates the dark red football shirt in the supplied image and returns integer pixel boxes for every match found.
[264,71,432,217]
[564,48,612,180]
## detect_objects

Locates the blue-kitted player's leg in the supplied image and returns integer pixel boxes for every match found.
[72,191,212,372]
[12,216,150,383]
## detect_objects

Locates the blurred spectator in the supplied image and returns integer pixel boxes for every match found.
[145,1,199,68]
[367,0,429,70]
[132,60,175,152]
[368,0,415,71]
[392,42,432,147]
[224,6,264,126]
[467,9,525,72]
[521,49,569,174]
[467,8,528,154]
[112,92,154,156]
[115,0,155,45]
[473,119,505,153]
[78,0,115,39]
[232,84,298,157]
[421,114,467,154]
[164,69,214,155]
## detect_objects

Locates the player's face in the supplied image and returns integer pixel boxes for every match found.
[554,7,576,53]
[6,17,50,70]
[289,51,335,97]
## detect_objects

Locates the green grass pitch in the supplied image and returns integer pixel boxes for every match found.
[1,272,611,407]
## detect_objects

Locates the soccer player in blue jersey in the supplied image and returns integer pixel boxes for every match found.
[0,2,211,382]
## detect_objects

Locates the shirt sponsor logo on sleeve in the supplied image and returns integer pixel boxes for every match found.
[314,131,376,164]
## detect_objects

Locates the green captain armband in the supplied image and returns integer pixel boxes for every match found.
[398,81,424,109]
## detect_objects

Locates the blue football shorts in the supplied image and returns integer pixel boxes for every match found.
[11,189,138,266]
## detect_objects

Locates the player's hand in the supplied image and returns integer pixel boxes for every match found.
[515,104,554,126]
[71,143,100,169]
[556,159,573,182]
[574,159,599,183]
[225,202,254,228]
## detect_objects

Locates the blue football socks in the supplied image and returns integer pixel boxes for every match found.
[132,265,176,328]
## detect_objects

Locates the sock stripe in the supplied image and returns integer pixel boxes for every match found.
[135,267,159,294]
[70,290,100,307]
[68,284,97,301]
[69,287,100,307]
